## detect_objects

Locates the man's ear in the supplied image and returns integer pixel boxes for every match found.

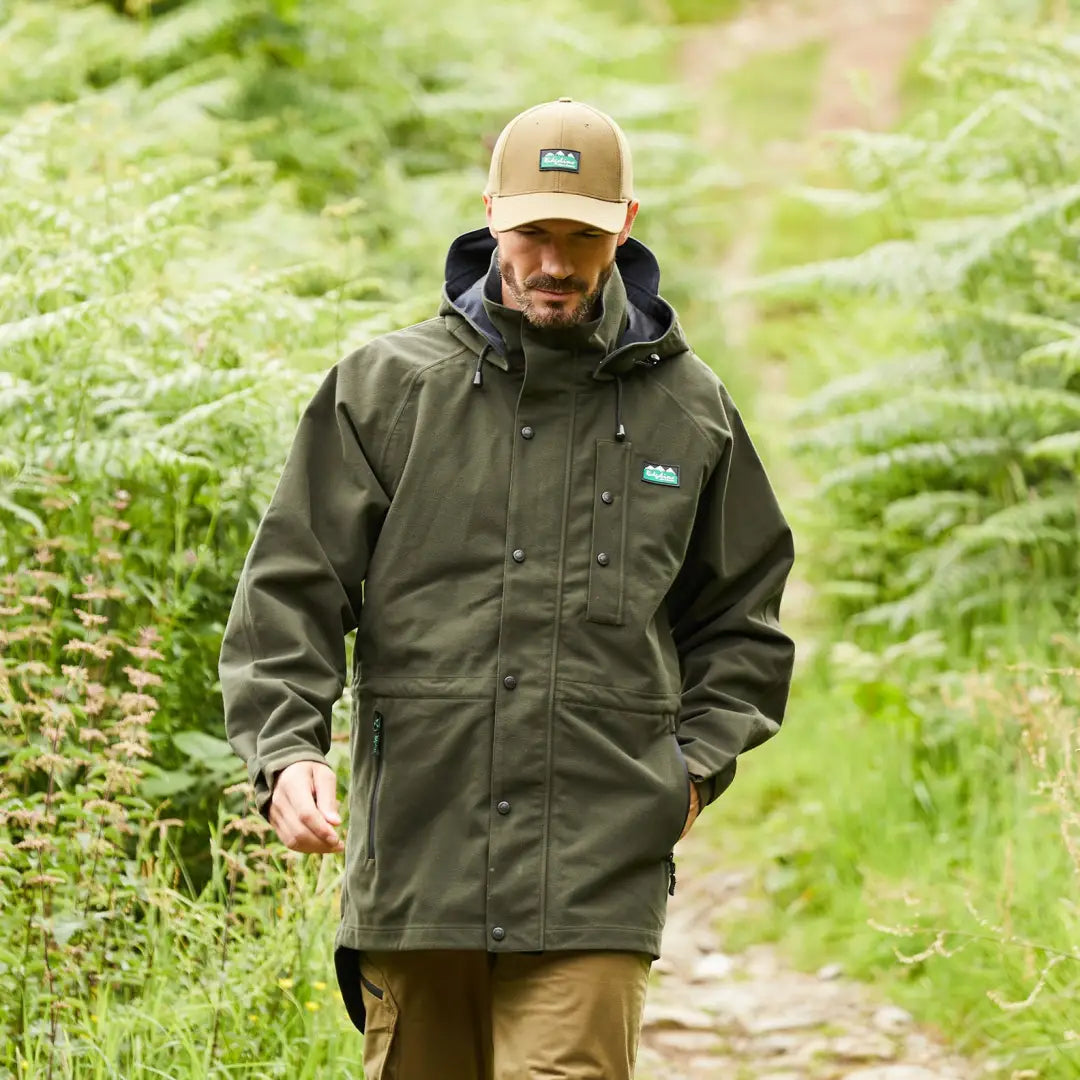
[483,194,497,239]
[616,200,640,246]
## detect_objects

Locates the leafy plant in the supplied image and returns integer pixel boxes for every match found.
[752,5,1080,645]
[0,481,361,1077]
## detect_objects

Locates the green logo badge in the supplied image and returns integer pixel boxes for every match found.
[642,463,680,487]
[539,149,581,173]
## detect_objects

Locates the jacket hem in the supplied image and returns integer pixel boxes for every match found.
[334,921,663,961]
[335,922,489,951]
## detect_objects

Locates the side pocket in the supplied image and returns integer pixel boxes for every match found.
[586,438,631,626]
[675,738,692,828]
[359,955,400,1078]
[367,709,385,862]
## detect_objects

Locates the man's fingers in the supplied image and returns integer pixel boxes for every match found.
[677,780,701,842]
[276,800,341,853]
[312,765,342,825]
[298,803,344,850]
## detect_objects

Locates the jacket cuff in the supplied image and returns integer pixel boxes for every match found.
[684,758,737,810]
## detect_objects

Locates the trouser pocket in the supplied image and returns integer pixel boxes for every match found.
[359,955,400,1079]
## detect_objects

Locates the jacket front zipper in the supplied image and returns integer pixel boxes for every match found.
[367,710,384,860]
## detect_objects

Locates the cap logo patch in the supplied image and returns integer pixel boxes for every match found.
[539,149,581,173]
[642,463,680,487]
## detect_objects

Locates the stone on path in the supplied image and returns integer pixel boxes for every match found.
[643,1002,717,1031]
[830,1032,899,1062]
[756,1032,831,1067]
[692,952,735,981]
[649,1028,726,1056]
[874,1005,916,1033]
[818,961,844,980]
[846,1067,959,1080]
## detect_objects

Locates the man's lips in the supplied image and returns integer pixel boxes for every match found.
[532,287,577,300]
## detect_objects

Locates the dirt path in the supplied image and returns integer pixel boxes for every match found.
[637,3,970,1077]
[637,831,979,1080]
[694,0,944,350]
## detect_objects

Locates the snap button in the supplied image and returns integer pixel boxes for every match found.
[601,491,614,505]
[503,675,518,690]
[512,549,526,563]
[491,926,506,941]
[521,426,535,440]
[596,552,610,566]
[497,800,511,815]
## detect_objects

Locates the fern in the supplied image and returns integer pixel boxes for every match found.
[762,7,1080,642]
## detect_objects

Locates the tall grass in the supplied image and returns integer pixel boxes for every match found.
[0,481,355,1077]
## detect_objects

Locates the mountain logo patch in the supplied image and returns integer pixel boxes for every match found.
[642,463,680,487]
[539,149,581,173]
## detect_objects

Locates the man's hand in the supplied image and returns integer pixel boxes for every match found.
[678,779,701,842]
[268,761,345,854]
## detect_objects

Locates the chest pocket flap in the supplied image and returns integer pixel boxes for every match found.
[586,438,631,626]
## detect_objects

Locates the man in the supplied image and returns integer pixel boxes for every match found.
[220,97,795,1078]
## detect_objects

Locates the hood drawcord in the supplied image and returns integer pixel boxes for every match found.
[472,343,490,388]
[614,375,627,442]
[614,352,661,442]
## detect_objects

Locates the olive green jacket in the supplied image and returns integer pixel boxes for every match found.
[219,228,795,1032]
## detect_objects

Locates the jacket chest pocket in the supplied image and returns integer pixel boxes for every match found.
[586,440,702,627]
[586,439,631,625]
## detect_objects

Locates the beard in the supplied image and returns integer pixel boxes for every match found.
[498,256,615,329]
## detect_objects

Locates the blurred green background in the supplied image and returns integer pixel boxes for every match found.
[1,0,1078,1076]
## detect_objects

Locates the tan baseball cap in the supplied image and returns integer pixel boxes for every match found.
[485,98,634,234]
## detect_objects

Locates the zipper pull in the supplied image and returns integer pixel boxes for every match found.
[372,711,382,757]
[667,852,677,896]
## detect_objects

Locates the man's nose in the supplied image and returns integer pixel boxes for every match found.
[540,242,574,279]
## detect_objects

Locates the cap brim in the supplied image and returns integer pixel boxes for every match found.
[489,192,628,233]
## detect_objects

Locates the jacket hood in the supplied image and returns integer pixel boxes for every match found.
[438,228,688,378]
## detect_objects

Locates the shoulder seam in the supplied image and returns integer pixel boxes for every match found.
[650,376,722,453]
[379,345,471,469]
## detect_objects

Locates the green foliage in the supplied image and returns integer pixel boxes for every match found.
[0,0,741,1068]
[721,42,827,148]
[752,8,1080,643]
[0,0,728,876]
[717,645,1080,1078]
[714,5,1080,1076]
[584,0,744,23]
[0,485,358,1076]
[0,78,397,869]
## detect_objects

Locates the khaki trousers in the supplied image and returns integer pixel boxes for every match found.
[357,949,653,1079]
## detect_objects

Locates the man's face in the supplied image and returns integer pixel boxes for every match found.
[484,202,639,330]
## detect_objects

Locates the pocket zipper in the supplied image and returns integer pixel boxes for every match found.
[666,852,677,896]
[367,710,384,860]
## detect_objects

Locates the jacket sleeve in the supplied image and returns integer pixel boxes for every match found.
[219,362,392,820]
[666,388,796,808]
